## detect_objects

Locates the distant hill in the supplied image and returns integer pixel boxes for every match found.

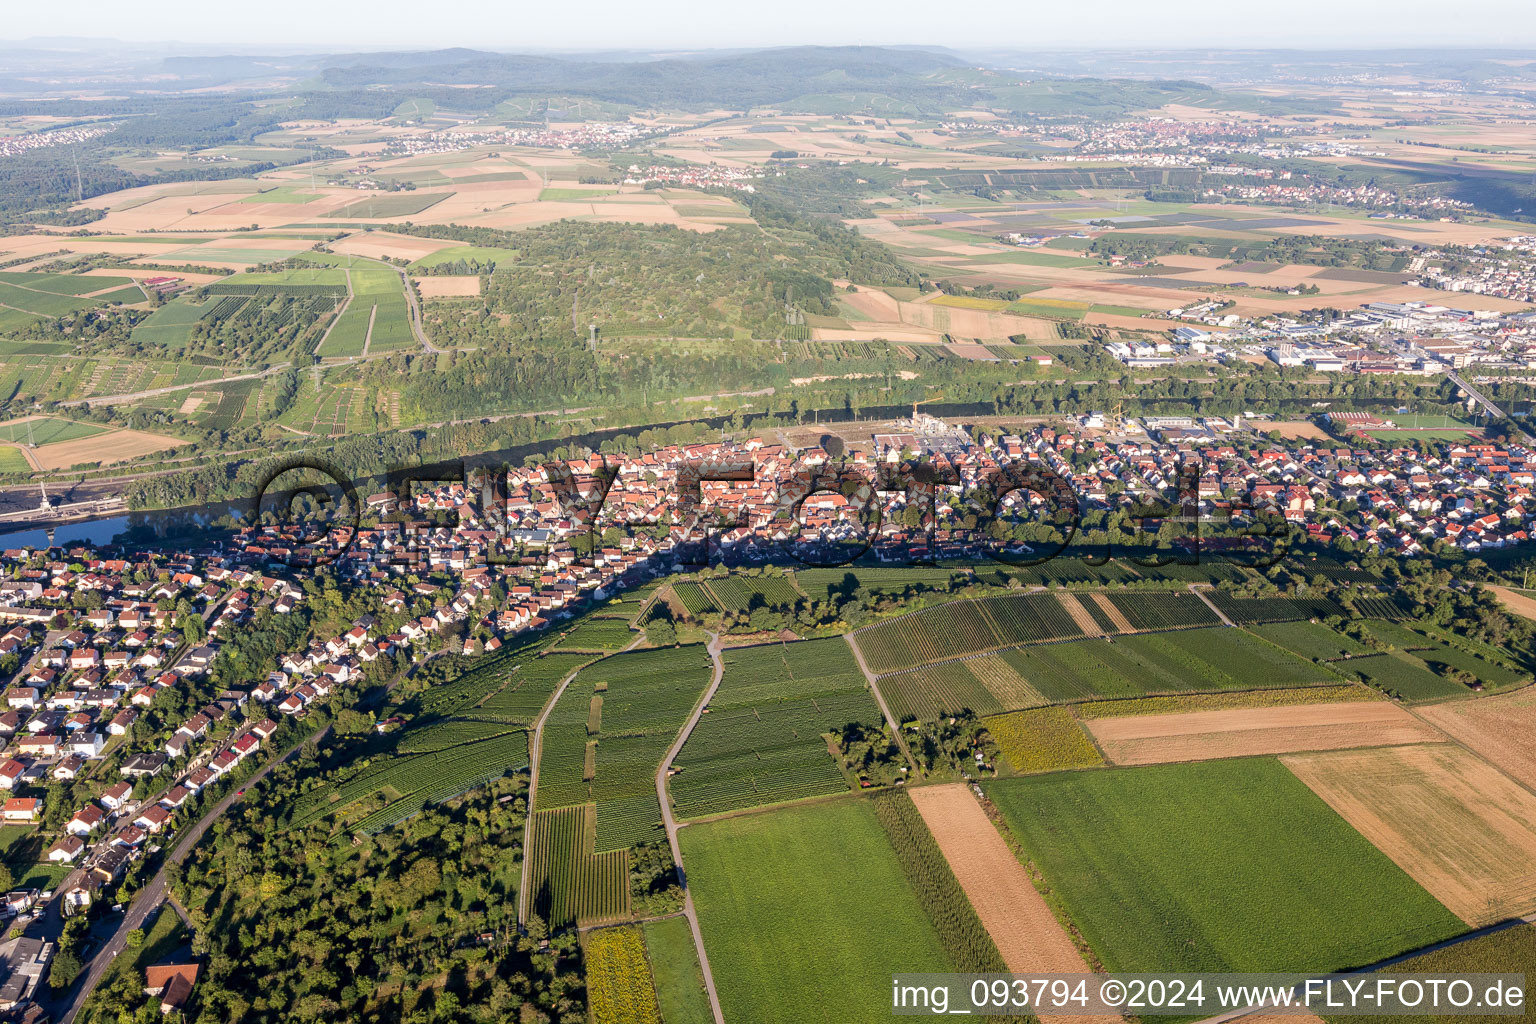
[315,45,972,111]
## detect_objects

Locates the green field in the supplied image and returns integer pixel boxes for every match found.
[409,245,520,270]
[0,272,140,317]
[0,447,31,474]
[237,186,324,204]
[324,192,451,218]
[315,261,413,357]
[1006,297,1093,320]
[681,799,953,1024]
[167,244,311,264]
[642,916,714,1024]
[0,417,107,446]
[130,296,211,347]
[540,187,618,202]
[538,645,714,850]
[986,760,1465,975]
[670,638,878,818]
[1250,621,1371,661]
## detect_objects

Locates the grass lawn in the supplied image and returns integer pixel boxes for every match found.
[985,759,1464,975]
[681,798,952,1024]
[643,916,713,1024]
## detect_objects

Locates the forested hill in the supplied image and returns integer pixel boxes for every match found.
[317,45,970,110]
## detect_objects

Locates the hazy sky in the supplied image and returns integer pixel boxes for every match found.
[11,0,1536,51]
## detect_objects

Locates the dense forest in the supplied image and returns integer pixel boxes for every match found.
[164,773,579,1024]
[395,212,919,346]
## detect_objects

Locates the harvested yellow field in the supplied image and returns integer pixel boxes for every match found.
[907,785,1081,970]
[1087,702,1442,765]
[1417,685,1536,790]
[414,275,482,298]
[1283,744,1536,925]
[32,428,185,471]
[1485,585,1536,624]
[331,232,456,261]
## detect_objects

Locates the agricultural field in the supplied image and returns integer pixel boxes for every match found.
[550,616,636,652]
[985,706,1103,774]
[852,589,1225,676]
[1334,652,1477,701]
[0,416,105,446]
[1283,744,1536,925]
[325,192,452,218]
[1205,593,1345,624]
[537,645,714,848]
[408,244,520,270]
[696,572,802,613]
[670,638,880,818]
[315,259,414,357]
[870,791,1007,974]
[1353,620,1527,693]
[284,729,529,835]
[874,623,1340,720]
[792,566,964,602]
[1418,686,1536,790]
[985,760,1465,974]
[1084,701,1444,765]
[1250,621,1371,661]
[1075,684,1379,719]
[642,916,714,1024]
[681,798,953,1024]
[524,804,630,928]
[1320,924,1536,1024]
[584,925,661,1024]
[0,271,142,319]
[907,783,1093,976]
[851,591,1085,674]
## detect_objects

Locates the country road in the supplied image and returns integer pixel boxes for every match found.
[53,724,328,1024]
[655,631,726,1024]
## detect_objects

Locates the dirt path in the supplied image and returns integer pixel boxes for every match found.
[655,632,727,1024]
[312,268,354,355]
[908,783,1120,1024]
[1056,592,1103,636]
[360,303,378,357]
[1190,585,1236,626]
[1087,592,1135,633]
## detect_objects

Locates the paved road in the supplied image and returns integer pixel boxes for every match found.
[1448,370,1532,441]
[654,632,726,1024]
[53,724,327,1024]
